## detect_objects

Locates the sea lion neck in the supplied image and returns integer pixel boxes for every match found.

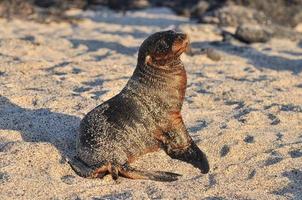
[128,57,187,107]
[133,57,185,84]
[150,57,183,70]
[139,56,184,73]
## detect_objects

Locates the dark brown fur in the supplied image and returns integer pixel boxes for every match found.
[69,30,209,182]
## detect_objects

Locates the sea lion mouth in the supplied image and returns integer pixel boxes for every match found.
[172,33,189,56]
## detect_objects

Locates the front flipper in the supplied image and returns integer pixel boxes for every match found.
[159,114,210,174]
[165,142,210,174]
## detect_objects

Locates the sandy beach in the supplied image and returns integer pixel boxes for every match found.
[0,7,302,199]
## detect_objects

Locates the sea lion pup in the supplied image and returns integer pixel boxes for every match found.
[69,30,210,182]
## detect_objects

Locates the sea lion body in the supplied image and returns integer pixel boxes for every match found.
[70,30,209,181]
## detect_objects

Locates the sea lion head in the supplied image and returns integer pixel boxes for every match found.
[138,30,189,66]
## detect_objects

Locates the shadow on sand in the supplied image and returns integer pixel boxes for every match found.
[191,41,302,74]
[69,39,138,56]
[274,169,302,199]
[298,40,302,49]
[61,8,190,61]
[0,95,81,159]
[86,7,188,28]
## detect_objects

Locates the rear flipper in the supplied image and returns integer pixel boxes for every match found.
[119,164,181,182]
[166,142,210,174]
[68,156,107,178]
[68,157,180,182]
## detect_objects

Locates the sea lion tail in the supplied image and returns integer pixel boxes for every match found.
[119,166,181,182]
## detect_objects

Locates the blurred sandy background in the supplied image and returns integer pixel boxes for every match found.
[0,1,302,199]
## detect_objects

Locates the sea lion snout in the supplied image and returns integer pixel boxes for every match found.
[172,33,189,55]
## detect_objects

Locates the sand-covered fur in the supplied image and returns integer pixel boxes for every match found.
[72,30,209,181]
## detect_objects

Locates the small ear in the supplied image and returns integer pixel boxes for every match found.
[145,55,152,65]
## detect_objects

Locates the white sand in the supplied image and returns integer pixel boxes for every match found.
[0,7,302,200]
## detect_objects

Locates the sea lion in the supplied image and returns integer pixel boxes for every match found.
[69,30,209,182]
